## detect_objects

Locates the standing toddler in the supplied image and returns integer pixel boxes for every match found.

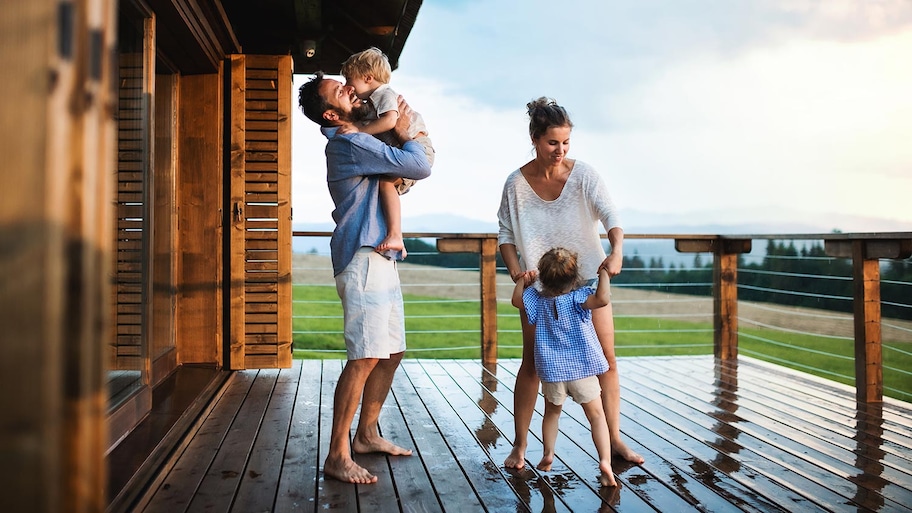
[512,247,617,487]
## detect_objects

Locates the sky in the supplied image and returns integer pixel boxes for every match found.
[292,0,912,233]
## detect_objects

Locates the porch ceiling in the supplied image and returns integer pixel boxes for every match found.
[220,0,423,75]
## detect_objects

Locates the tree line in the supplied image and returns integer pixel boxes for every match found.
[404,238,912,321]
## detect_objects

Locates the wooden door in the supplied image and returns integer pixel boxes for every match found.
[226,54,293,369]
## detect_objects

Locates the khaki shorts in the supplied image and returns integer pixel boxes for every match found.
[334,247,406,360]
[541,376,602,406]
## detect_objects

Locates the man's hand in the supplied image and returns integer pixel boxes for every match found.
[391,95,414,144]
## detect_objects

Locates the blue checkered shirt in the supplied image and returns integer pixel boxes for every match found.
[523,286,610,383]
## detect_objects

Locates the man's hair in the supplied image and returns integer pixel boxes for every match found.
[340,47,392,84]
[298,71,334,127]
[537,247,582,297]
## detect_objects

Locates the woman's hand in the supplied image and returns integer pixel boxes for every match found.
[598,252,623,277]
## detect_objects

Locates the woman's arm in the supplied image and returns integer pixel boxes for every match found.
[599,226,624,277]
[500,243,523,282]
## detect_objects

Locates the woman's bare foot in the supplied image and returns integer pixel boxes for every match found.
[504,445,526,469]
[612,439,644,464]
[376,235,406,258]
[352,435,412,456]
[536,453,554,471]
[323,456,378,484]
[599,459,617,487]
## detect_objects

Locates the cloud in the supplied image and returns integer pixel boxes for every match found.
[293,2,912,230]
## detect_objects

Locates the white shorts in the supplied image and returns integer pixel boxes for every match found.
[334,247,406,360]
[541,376,602,406]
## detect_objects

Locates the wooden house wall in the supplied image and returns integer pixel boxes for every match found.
[1,0,117,511]
[175,72,224,365]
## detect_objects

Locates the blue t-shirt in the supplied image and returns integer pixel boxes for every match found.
[321,127,431,275]
[523,286,610,383]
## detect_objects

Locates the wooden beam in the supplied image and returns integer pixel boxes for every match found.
[437,238,482,254]
[675,238,751,254]
[825,238,912,259]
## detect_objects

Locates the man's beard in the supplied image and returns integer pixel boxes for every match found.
[348,101,372,122]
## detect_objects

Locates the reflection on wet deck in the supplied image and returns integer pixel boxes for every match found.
[129,356,912,512]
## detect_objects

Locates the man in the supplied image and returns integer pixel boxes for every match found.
[297,72,431,484]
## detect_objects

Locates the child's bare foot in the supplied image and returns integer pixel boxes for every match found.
[352,435,412,456]
[612,439,644,464]
[536,454,554,471]
[504,446,526,469]
[599,460,617,487]
[376,235,406,258]
[323,456,378,484]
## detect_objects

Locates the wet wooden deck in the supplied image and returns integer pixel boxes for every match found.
[126,356,912,512]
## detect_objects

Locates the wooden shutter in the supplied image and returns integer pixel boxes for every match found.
[227,54,293,369]
[112,48,149,371]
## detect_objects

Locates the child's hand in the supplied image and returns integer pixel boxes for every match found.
[518,270,538,288]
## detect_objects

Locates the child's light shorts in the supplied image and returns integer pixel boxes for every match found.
[334,247,406,360]
[542,376,602,406]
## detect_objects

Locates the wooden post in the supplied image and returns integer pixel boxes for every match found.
[714,249,739,360]
[675,237,750,360]
[825,237,911,403]
[437,236,499,365]
[852,240,883,403]
[479,238,499,365]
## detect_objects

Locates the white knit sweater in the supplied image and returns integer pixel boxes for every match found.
[496,160,621,280]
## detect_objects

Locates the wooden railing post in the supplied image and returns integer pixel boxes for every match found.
[437,236,499,365]
[826,237,911,402]
[676,237,750,360]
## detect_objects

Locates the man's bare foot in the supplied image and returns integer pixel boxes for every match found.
[599,460,617,487]
[536,454,554,471]
[504,446,526,469]
[612,440,644,464]
[376,235,406,258]
[323,456,378,484]
[352,435,412,456]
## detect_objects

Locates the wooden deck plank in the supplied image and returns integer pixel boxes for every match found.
[141,371,257,513]
[232,365,299,512]
[645,357,912,509]
[380,367,446,513]
[407,360,538,512]
[186,369,279,513]
[131,356,912,513]
[315,360,358,512]
[619,358,824,511]
[274,359,322,512]
[392,362,483,511]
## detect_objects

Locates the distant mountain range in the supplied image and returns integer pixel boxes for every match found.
[292,208,910,259]
[295,208,910,236]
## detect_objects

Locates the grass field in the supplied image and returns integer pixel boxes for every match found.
[292,284,912,402]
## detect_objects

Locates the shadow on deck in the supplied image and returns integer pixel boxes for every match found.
[120,356,912,512]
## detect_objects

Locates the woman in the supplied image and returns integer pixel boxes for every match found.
[497,97,644,469]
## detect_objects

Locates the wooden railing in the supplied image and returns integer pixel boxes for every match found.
[295,231,912,403]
